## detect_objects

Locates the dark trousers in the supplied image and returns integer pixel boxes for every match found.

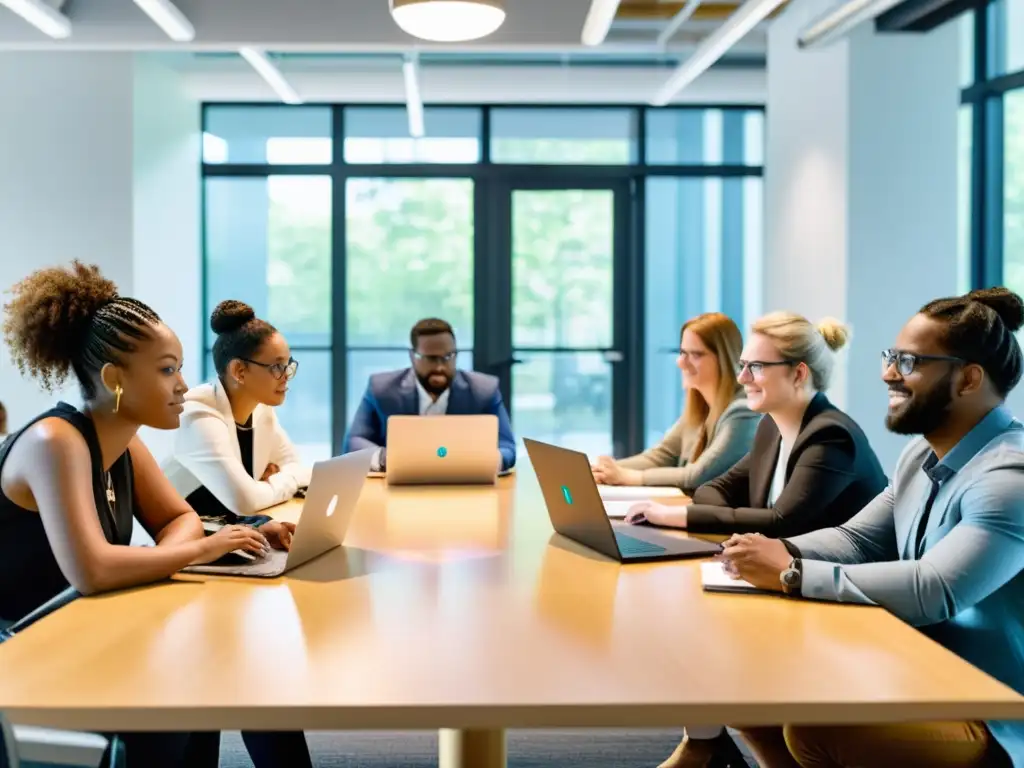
[112,730,312,768]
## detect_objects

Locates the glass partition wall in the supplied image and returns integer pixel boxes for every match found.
[202,104,764,460]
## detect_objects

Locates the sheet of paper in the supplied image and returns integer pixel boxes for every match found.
[596,485,683,501]
[700,561,756,591]
[603,500,635,518]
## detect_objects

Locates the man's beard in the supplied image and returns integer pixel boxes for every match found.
[885,371,954,436]
[418,372,451,396]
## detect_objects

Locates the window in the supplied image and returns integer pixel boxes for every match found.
[490,108,638,164]
[958,105,973,294]
[646,109,764,166]
[203,176,332,459]
[986,0,1024,77]
[343,107,481,164]
[203,106,332,164]
[643,177,763,446]
[1004,90,1024,293]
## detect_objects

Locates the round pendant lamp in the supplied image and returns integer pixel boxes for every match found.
[390,0,506,42]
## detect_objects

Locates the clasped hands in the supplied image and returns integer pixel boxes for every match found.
[715,533,793,592]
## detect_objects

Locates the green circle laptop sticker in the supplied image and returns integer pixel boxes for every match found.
[437,446,448,458]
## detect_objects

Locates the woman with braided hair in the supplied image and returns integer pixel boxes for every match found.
[0,262,311,767]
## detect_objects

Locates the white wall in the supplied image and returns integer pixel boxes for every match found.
[0,53,136,426]
[0,52,201,458]
[765,0,962,471]
[132,56,202,460]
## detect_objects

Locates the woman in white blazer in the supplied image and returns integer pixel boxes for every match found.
[163,300,312,541]
[162,300,314,765]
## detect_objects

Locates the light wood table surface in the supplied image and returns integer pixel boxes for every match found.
[1,464,1023,768]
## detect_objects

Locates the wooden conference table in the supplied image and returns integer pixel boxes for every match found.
[0,463,1023,768]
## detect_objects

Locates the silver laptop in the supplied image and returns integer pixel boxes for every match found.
[385,414,500,486]
[524,438,722,563]
[182,448,374,577]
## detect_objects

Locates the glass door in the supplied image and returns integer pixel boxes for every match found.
[478,180,638,458]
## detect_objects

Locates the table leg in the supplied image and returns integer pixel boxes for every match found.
[438,728,506,768]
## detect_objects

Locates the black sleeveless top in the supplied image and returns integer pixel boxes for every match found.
[0,403,134,623]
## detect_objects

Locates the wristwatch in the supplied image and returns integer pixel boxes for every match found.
[780,558,803,595]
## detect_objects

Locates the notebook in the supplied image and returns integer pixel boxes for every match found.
[700,561,765,594]
[597,485,684,501]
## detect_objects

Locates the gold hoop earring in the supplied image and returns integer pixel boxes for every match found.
[114,385,123,414]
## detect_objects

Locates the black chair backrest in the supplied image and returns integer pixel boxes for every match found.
[0,587,80,644]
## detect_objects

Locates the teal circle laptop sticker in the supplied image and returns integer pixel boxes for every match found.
[561,486,573,504]
[437,446,448,458]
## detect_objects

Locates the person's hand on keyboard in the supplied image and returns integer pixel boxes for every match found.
[625,501,670,527]
[260,520,296,551]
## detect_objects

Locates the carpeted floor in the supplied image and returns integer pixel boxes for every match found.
[216,729,756,767]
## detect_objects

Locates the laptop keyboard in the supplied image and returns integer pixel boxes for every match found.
[614,532,667,556]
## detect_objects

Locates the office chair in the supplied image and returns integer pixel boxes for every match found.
[1,590,124,768]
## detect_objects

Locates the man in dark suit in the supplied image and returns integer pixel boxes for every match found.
[343,318,516,472]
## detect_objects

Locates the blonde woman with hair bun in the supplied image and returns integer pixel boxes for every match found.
[627,311,888,768]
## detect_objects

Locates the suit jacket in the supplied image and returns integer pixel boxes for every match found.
[686,392,887,537]
[343,368,517,471]
[162,381,312,516]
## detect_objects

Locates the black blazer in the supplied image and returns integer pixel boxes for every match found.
[686,392,887,537]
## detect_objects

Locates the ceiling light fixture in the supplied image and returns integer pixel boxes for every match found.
[581,0,622,46]
[650,0,786,106]
[796,0,903,48]
[239,48,302,105]
[0,0,71,39]
[656,0,703,48]
[133,0,195,42]
[403,57,425,138]
[390,0,506,42]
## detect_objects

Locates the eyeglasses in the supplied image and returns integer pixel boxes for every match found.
[411,351,457,366]
[242,357,299,380]
[881,349,964,376]
[738,359,794,379]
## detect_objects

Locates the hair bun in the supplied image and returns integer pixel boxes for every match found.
[817,318,851,352]
[210,300,256,335]
[969,288,1024,333]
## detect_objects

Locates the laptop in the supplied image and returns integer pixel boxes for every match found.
[181,448,374,577]
[385,414,500,486]
[524,438,722,563]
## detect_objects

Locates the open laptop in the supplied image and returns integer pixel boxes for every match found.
[385,414,500,486]
[524,438,722,563]
[181,448,374,577]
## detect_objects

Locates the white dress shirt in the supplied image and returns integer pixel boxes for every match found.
[371,379,450,471]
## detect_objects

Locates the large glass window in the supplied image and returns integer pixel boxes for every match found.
[1004,90,1024,293]
[958,105,974,295]
[203,176,332,461]
[490,108,638,164]
[344,107,481,164]
[646,109,764,166]
[204,106,332,165]
[643,177,763,447]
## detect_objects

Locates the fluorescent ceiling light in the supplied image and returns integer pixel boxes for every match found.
[650,0,785,105]
[403,58,425,138]
[238,48,302,105]
[0,0,71,39]
[656,0,703,48]
[797,0,903,48]
[133,0,195,42]
[581,0,622,46]
[390,0,505,42]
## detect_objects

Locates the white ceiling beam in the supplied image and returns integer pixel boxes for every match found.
[133,0,194,42]
[238,47,302,104]
[581,0,622,46]
[796,0,904,48]
[402,55,425,137]
[0,0,71,39]
[656,0,704,48]
[650,0,785,105]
